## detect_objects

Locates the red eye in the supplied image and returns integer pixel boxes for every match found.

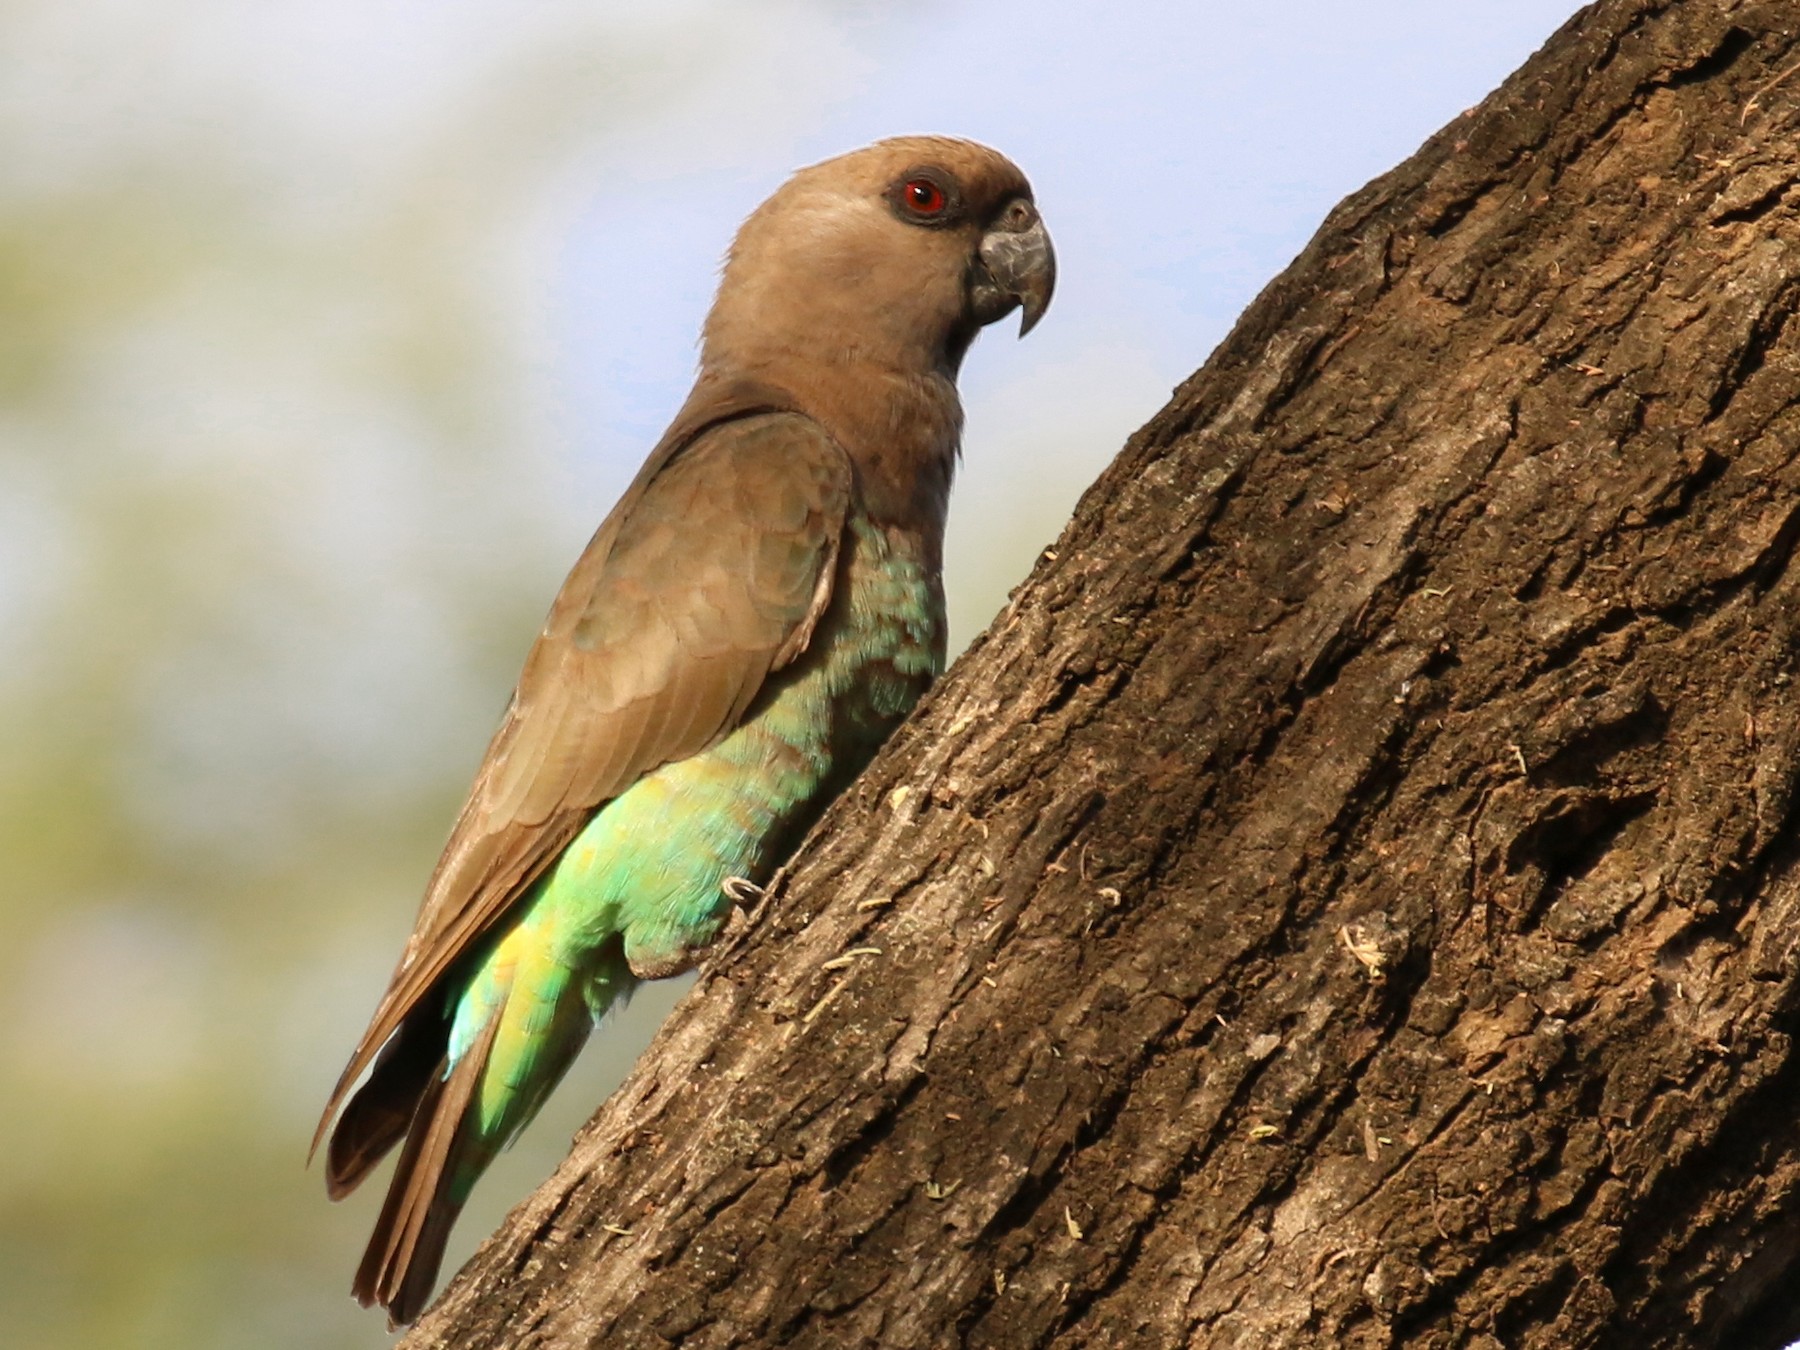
[902,178,947,215]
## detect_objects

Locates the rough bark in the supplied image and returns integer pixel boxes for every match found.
[404,2,1800,1345]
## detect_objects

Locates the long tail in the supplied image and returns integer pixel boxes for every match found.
[352,1009,501,1326]
[324,931,632,1326]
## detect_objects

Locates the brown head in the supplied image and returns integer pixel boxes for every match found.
[702,135,1054,383]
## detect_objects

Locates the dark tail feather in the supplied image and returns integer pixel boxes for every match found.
[353,1010,502,1328]
[324,1011,443,1200]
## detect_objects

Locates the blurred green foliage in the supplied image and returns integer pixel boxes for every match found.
[0,8,718,1348]
[0,4,1124,1346]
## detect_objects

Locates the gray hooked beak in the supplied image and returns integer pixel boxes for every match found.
[972,205,1055,337]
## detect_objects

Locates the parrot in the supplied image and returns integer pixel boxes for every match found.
[313,135,1054,1326]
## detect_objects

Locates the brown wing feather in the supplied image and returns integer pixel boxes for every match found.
[350,1008,501,1327]
[324,1010,439,1199]
[316,392,851,1153]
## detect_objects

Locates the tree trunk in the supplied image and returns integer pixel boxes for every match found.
[404,2,1800,1345]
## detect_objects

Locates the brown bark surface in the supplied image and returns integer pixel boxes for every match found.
[405,2,1800,1345]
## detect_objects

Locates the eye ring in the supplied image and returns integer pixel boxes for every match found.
[901,177,948,215]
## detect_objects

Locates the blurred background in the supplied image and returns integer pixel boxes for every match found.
[0,1,1583,1345]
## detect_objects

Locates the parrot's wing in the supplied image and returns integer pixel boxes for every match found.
[317,404,850,1142]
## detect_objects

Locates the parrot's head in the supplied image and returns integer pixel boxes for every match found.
[706,136,1054,380]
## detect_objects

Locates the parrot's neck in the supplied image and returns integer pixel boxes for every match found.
[699,355,961,540]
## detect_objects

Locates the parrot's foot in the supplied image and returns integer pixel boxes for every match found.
[721,875,765,904]
[716,878,759,943]
[719,876,765,942]
[720,878,770,950]
[624,880,768,979]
